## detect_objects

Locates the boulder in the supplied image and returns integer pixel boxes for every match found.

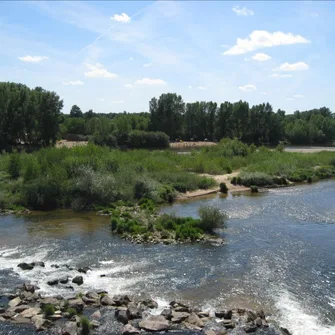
[160,308,172,320]
[280,327,292,335]
[244,324,257,333]
[112,294,131,306]
[126,303,142,320]
[115,309,129,324]
[31,315,53,331]
[82,296,96,305]
[139,315,169,331]
[67,298,84,313]
[78,267,91,274]
[90,310,101,320]
[254,317,262,327]
[204,330,217,335]
[59,276,69,284]
[47,279,59,286]
[62,321,78,335]
[174,305,190,313]
[96,289,108,295]
[256,309,265,319]
[86,291,100,300]
[140,298,158,309]
[122,324,141,335]
[11,316,31,324]
[23,283,35,293]
[13,305,29,313]
[2,310,16,319]
[185,312,204,328]
[0,316,5,322]
[17,263,34,270]
[101,295,115,306]
[215,309,232,319]
[171,310,190,323]
[72,276,83,286]
[31,261,45,267]
[20,307,42,318]
[8,296,21,308]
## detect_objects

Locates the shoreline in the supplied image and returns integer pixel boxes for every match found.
[0,283,292,335]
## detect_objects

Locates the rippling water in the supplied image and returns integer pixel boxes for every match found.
[0,181,334,335]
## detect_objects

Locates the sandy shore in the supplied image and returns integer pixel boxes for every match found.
[177,171,250,200]
[284,146,335,153]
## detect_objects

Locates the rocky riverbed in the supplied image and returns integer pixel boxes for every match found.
[0,269,292,335]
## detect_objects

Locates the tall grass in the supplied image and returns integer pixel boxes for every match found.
[0,139,334,210]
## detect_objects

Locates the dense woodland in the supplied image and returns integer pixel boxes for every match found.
[0,82,334,149]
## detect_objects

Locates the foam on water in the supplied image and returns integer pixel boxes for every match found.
[275,290,335,335]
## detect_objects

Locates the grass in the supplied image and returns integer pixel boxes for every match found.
[0,139,334,211]
[42,304,55,317]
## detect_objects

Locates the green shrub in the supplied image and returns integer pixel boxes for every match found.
[275,144,285,152]
[231,176,237,185]
[8,153,21,179]
[250,185,258,193]
[67,307,77,318]
[128,130,169,149]
[239,172,273,186]
[42,304,55,317]
[198,206,227,232]
[80,316,91,335]
[219,182,228,194]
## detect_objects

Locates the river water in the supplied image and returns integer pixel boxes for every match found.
[0,181,334,335]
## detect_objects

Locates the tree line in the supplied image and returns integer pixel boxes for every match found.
[0,82,334,149]
[149,93,335,145]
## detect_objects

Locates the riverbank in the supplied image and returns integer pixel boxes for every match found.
[0,282,291,335]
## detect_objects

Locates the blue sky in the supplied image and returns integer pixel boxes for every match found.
[0,1,334,114]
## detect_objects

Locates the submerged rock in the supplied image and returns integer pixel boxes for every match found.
[122,324,141,335]
[78,266,91,274]
[115,309,129,324]
[17,263,34,271]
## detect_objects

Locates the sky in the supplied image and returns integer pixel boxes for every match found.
[0,1,334,114]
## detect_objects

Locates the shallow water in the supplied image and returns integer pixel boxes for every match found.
[0,181,335,334]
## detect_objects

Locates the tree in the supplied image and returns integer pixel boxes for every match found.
[70,105,83,118]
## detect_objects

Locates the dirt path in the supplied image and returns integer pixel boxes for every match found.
[177,171,249,200]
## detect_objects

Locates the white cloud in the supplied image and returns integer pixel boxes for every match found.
[111,13,131,23]
[275,61,309,72]
[84,63,117,78]
[311,13,319,17]
[293,94,304,98]
[143,63,152,68]
[238,84,256,92]
[111,100,124,104]
[135,78,166,85]
[129,57,134,61]
[271,73,293,78]
[224,30,310,55]
[124,84,133,88]
[62,80,84,86]
[197,86,207,90]
[252,53,271,62]
[18,55,48,63]
[232,6,254,16]
[260,92,268,95]
[286,98,294,101]
[99,98,105,102]
[188,86,193,89]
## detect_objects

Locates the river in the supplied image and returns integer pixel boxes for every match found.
[0,181,334,334]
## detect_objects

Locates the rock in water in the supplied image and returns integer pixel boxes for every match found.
[126,302,142,319]
[139,315,170,331]
[72,276,83,285]
[8,296,21,308]
[47,279,59,286]
[78,267,91,274]
[115,309,129,324]
[31,261,45,267]
[101,295,115,306]
[20,307,42,318]
[185,312,204,328]
[62,321,78,335]
[17,263,34,270]
[171,310,190,323]
[122,324,140,335]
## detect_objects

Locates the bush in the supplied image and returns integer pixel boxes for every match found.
[67,307,77,318]
[239,172,273,186]
[42,304,55,317]
[219,182,228,194]
[250,185,258,193]
[128,130,169,149]
[8,153,21,179]
[80,316,91,335]
[198,206,227,233]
